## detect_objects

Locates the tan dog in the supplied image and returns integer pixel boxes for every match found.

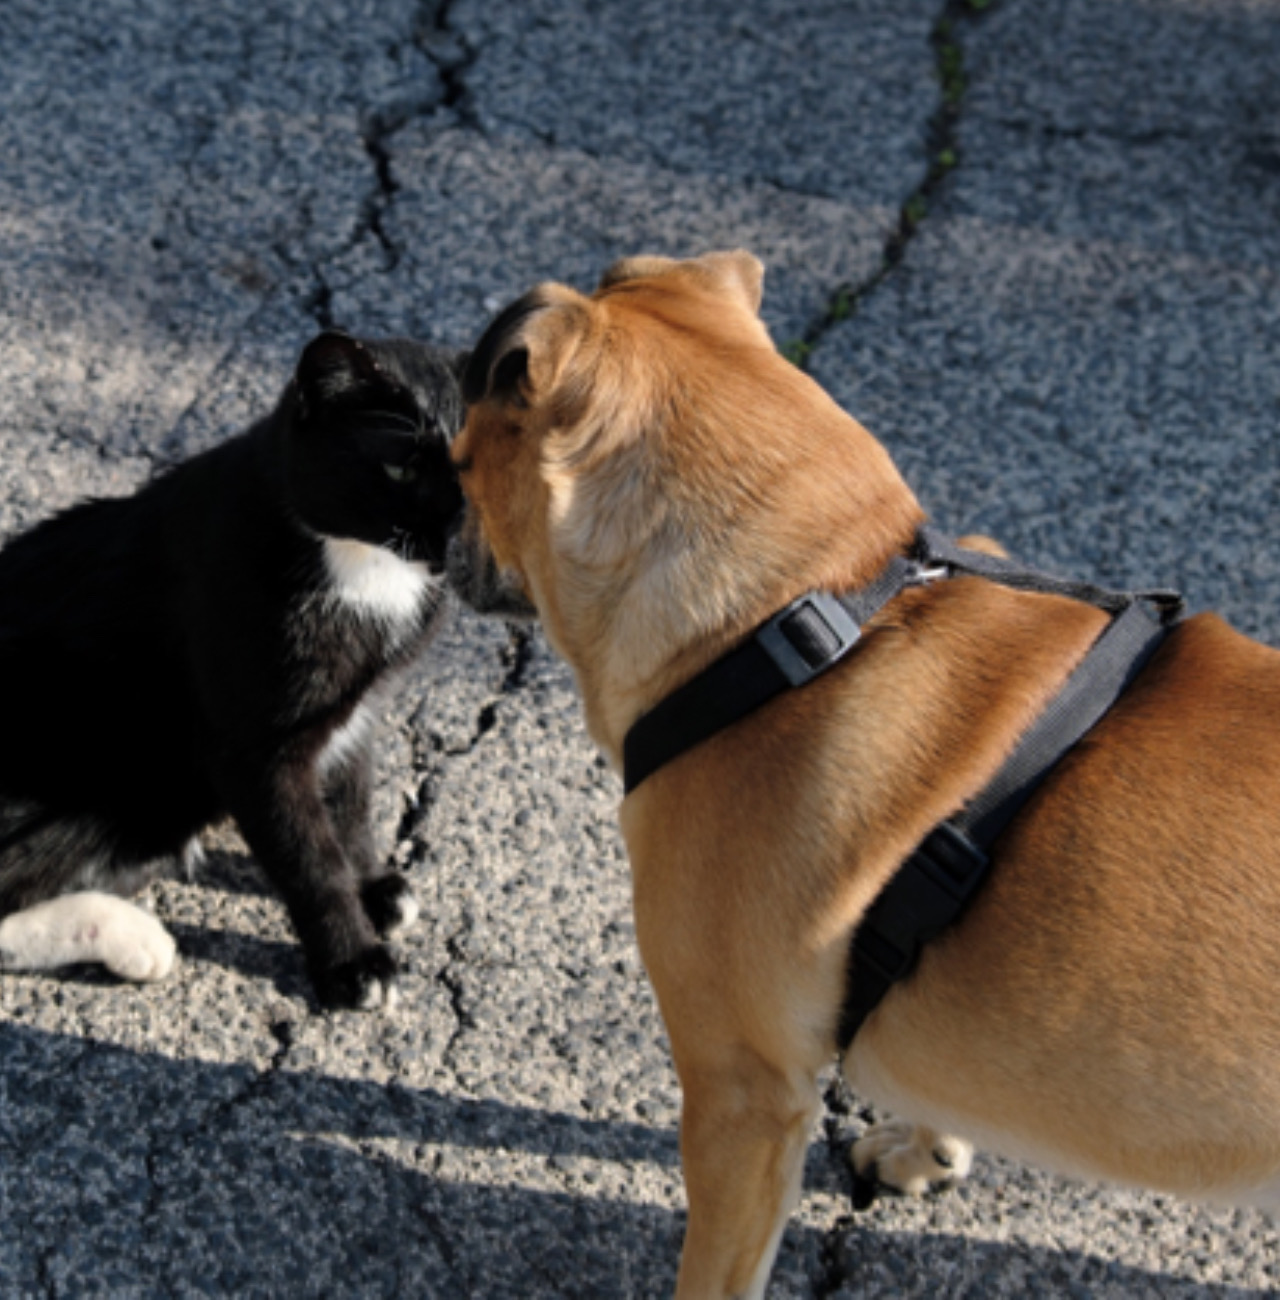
[446,250,1280,1298]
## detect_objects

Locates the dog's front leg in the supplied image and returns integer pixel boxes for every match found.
[672,1046,819,1300]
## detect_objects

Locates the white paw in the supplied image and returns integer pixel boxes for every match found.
[386,888,420,935]
[98,905,177,982]
[379,979,401,1013]
[0,893,176,983]
[352,971,400,1012]
[364,875,420,938]
[852,1119,973,1196]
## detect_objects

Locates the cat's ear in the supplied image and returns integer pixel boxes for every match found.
[295,331,400,418]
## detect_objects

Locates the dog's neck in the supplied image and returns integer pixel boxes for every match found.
[550,426,925,769]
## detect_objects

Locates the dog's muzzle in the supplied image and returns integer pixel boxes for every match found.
[444,520,538,620]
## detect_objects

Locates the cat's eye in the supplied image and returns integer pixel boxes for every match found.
[383,462,418,484]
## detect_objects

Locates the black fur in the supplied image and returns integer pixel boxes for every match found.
[0,331,464,1008]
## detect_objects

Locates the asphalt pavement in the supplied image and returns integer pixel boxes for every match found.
[1,1,1278,1296]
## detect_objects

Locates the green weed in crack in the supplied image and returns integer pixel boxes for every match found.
[782,0,998,372]
[806,8,1001,1283]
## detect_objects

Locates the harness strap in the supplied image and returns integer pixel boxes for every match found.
[836,597,1173,1052]
[623,556,927,795]
[619,529,1185,1054]
[916,526,1185,623]
[622,536,1183,796]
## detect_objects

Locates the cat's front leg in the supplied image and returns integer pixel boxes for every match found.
[225,758,399,1011]
[323,750,420,939]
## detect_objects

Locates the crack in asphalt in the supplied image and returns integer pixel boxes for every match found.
[335,0,481,295]
[806,5,996,1292]
[415,0,479,128]
[394,623,533,862]
[476,623,535,743]
[437,926,476,1073]
[154,1,468,461]
[358,131,402,273]
[304,271,337,332]
[33,1241,56,1300]
[411,1178,470,1291]
[129,1021,298,1293]
[172,1018,296,1150]
[991,117,1211,147]
[784,0,998,373]
[390,622,534,1083]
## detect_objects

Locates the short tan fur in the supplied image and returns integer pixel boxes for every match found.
[449,250,1280,1298]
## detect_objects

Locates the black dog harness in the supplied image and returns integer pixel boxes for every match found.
[621,527,1185,1053]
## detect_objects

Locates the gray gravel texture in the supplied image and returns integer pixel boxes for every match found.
[1,0,1278,1296]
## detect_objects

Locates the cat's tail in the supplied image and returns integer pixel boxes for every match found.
[0,801,155,915]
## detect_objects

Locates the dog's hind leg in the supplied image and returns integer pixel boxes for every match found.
[851,1118,973,1197]
[0,893,176,982]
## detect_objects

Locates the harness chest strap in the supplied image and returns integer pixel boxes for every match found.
[835,595,1172,1051]
[620,530,1185,1053]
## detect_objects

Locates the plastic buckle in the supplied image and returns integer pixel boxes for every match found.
[755,591,862,688]
[908,562,950,586]
[905,823,991,934]
[855,926,916,987]
[856,822,991,987]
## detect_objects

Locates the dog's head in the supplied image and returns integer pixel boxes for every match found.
[447,250,920,745]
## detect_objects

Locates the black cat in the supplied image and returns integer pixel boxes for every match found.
[0,331,464,1009]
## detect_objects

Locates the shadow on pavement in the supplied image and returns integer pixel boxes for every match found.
[1,1022,1271,1298]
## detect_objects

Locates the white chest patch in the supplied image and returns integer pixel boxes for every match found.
[323,538,434,624]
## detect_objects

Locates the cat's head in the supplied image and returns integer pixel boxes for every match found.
[284,331,466,572]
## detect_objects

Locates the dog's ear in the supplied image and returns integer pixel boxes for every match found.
[597,249,765,316]
[462,287,590,409]
[597,255,680,291]
[688,249,765,315]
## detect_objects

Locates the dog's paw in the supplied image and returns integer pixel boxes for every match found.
[851,1120,973,1199]
[315,945,400,1012]
[361,873,420,937]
